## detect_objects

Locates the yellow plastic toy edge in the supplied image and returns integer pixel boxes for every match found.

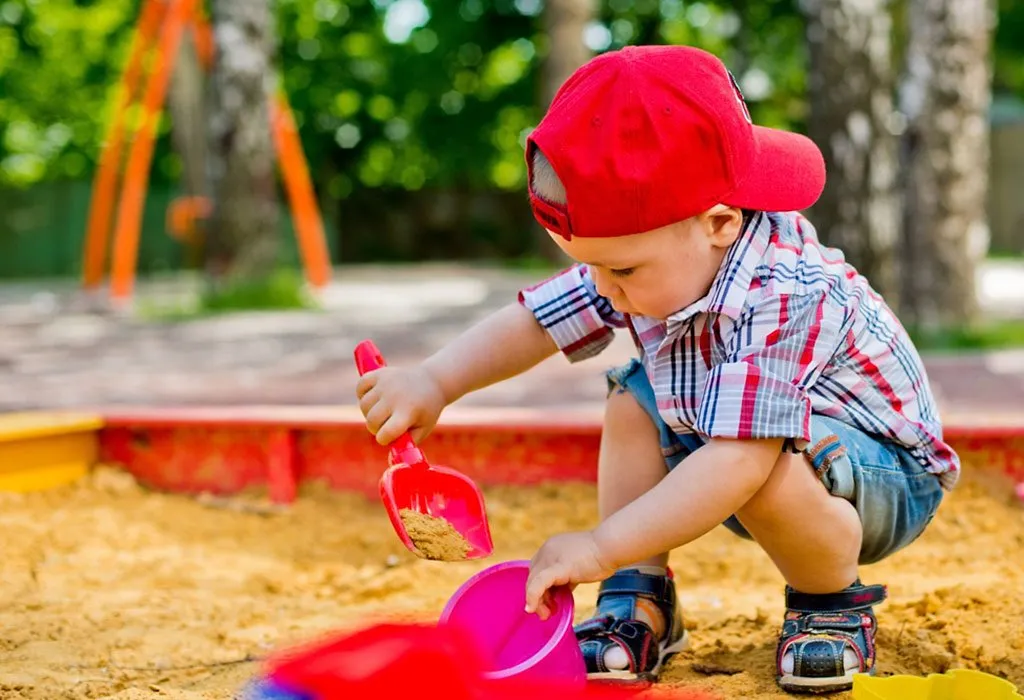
[854,669,1024,700]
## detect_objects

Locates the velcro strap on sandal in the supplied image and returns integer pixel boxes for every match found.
[576,617,656,675]
[608,619,651,644]
[782,612,867,637]
[785,583,887,613]
[575,614,652,641]
[574,613,615,639]
[597,570,674,602]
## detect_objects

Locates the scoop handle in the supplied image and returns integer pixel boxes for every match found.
[354,339,386,375]
[353,339,424,465]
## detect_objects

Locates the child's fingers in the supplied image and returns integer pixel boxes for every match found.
[357,388,379,417]
[364,402,391,436]
[409,425,432,444]
[355,372,378,399]
[525,567,557,616]
[537,592,555,621]
[377,410,414,446]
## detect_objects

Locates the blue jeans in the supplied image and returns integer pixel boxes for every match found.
[607,359,944,565]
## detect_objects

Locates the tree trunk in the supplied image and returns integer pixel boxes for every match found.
[802,0,901,306]
[540,0,595,108]
[205,0,279,284]
[168,33,208,200]
[537,0,594,262]
[167,32,208,268]
[899,0,995,330]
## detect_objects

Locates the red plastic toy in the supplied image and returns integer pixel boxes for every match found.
[248,623,716,700]
[354,339,494,560]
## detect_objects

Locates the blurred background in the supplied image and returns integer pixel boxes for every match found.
[0,0,1022,414]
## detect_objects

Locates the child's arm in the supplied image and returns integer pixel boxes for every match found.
[421,302,558,405]
[358,302,556,445]
[358,264,623,445]
[524,437,782,617]
[427,263,628,398]
[595,437,783,563]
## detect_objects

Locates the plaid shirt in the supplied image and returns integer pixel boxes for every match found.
[519,211,959,490]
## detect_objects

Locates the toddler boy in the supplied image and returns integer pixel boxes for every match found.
[356,45,957,694]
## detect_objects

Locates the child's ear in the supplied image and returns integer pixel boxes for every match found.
[703,206,744,248]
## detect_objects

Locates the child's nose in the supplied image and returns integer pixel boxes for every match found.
[592,268,618,299]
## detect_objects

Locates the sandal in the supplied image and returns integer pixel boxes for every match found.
[776,580,888,694]
[573,568,689,683]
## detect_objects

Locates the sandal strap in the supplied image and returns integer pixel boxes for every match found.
[574,613,617,638]
[576,615,657,674]
[785,581,887,613]
[596,571,676,603]
[593,569,678,628]
[778,581,885,681]
[781,612,872,637]
[574,569,680,677]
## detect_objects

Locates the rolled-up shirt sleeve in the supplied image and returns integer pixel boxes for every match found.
[518,264,626,362]
[695,292,844,444]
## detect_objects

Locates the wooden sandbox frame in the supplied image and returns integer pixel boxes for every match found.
[3,407,1021,502]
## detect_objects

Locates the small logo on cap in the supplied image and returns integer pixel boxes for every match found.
[726,69,753,125]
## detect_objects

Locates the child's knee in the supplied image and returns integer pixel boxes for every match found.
[604,388,662,442]
[605,385,649,422]
[735,451,790,514]
[736,450,854,528]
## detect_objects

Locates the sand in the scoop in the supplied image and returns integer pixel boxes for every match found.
[398,508,472,560]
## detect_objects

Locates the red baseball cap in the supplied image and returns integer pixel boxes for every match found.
[526,44,826,240]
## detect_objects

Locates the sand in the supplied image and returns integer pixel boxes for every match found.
[397,509,472,561]
[1,466,1022,700]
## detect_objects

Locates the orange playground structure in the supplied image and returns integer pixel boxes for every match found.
[81,0,332,303]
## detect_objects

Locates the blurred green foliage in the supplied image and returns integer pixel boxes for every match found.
[909,319,1024,353]
[0,0,139,187]
[0,0,1021,246]
[200,267,315,312]
[995,0,1024,97]
[138,267,315,320]
[265,0,823,197]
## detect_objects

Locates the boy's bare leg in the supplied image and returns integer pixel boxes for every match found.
[594,389,675,670]
[599,395,861,589]
[733,451,861,594]
[734,450,863,674]
[598,389,671,569]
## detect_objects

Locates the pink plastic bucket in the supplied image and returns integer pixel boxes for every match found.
[439,560,586,687]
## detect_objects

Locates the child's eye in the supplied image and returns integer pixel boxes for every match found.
[610,267,635,277]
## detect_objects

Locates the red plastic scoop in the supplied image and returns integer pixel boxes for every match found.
[354,339,493,561]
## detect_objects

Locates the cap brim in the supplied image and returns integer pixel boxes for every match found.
[724,126,826,213]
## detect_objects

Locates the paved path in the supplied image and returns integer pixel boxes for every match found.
[1,264,1023,420]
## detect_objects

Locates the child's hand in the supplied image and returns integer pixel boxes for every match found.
[525,531,616,620]
[356,365,447,445]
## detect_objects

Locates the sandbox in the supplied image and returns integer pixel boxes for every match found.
[2,456,1022,700]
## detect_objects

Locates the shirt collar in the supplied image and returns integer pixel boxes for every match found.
[664,211,768,324]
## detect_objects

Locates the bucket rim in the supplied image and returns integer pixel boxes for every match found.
[438,559,575,680]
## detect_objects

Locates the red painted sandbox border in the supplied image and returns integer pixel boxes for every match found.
[94,406,1024,504]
